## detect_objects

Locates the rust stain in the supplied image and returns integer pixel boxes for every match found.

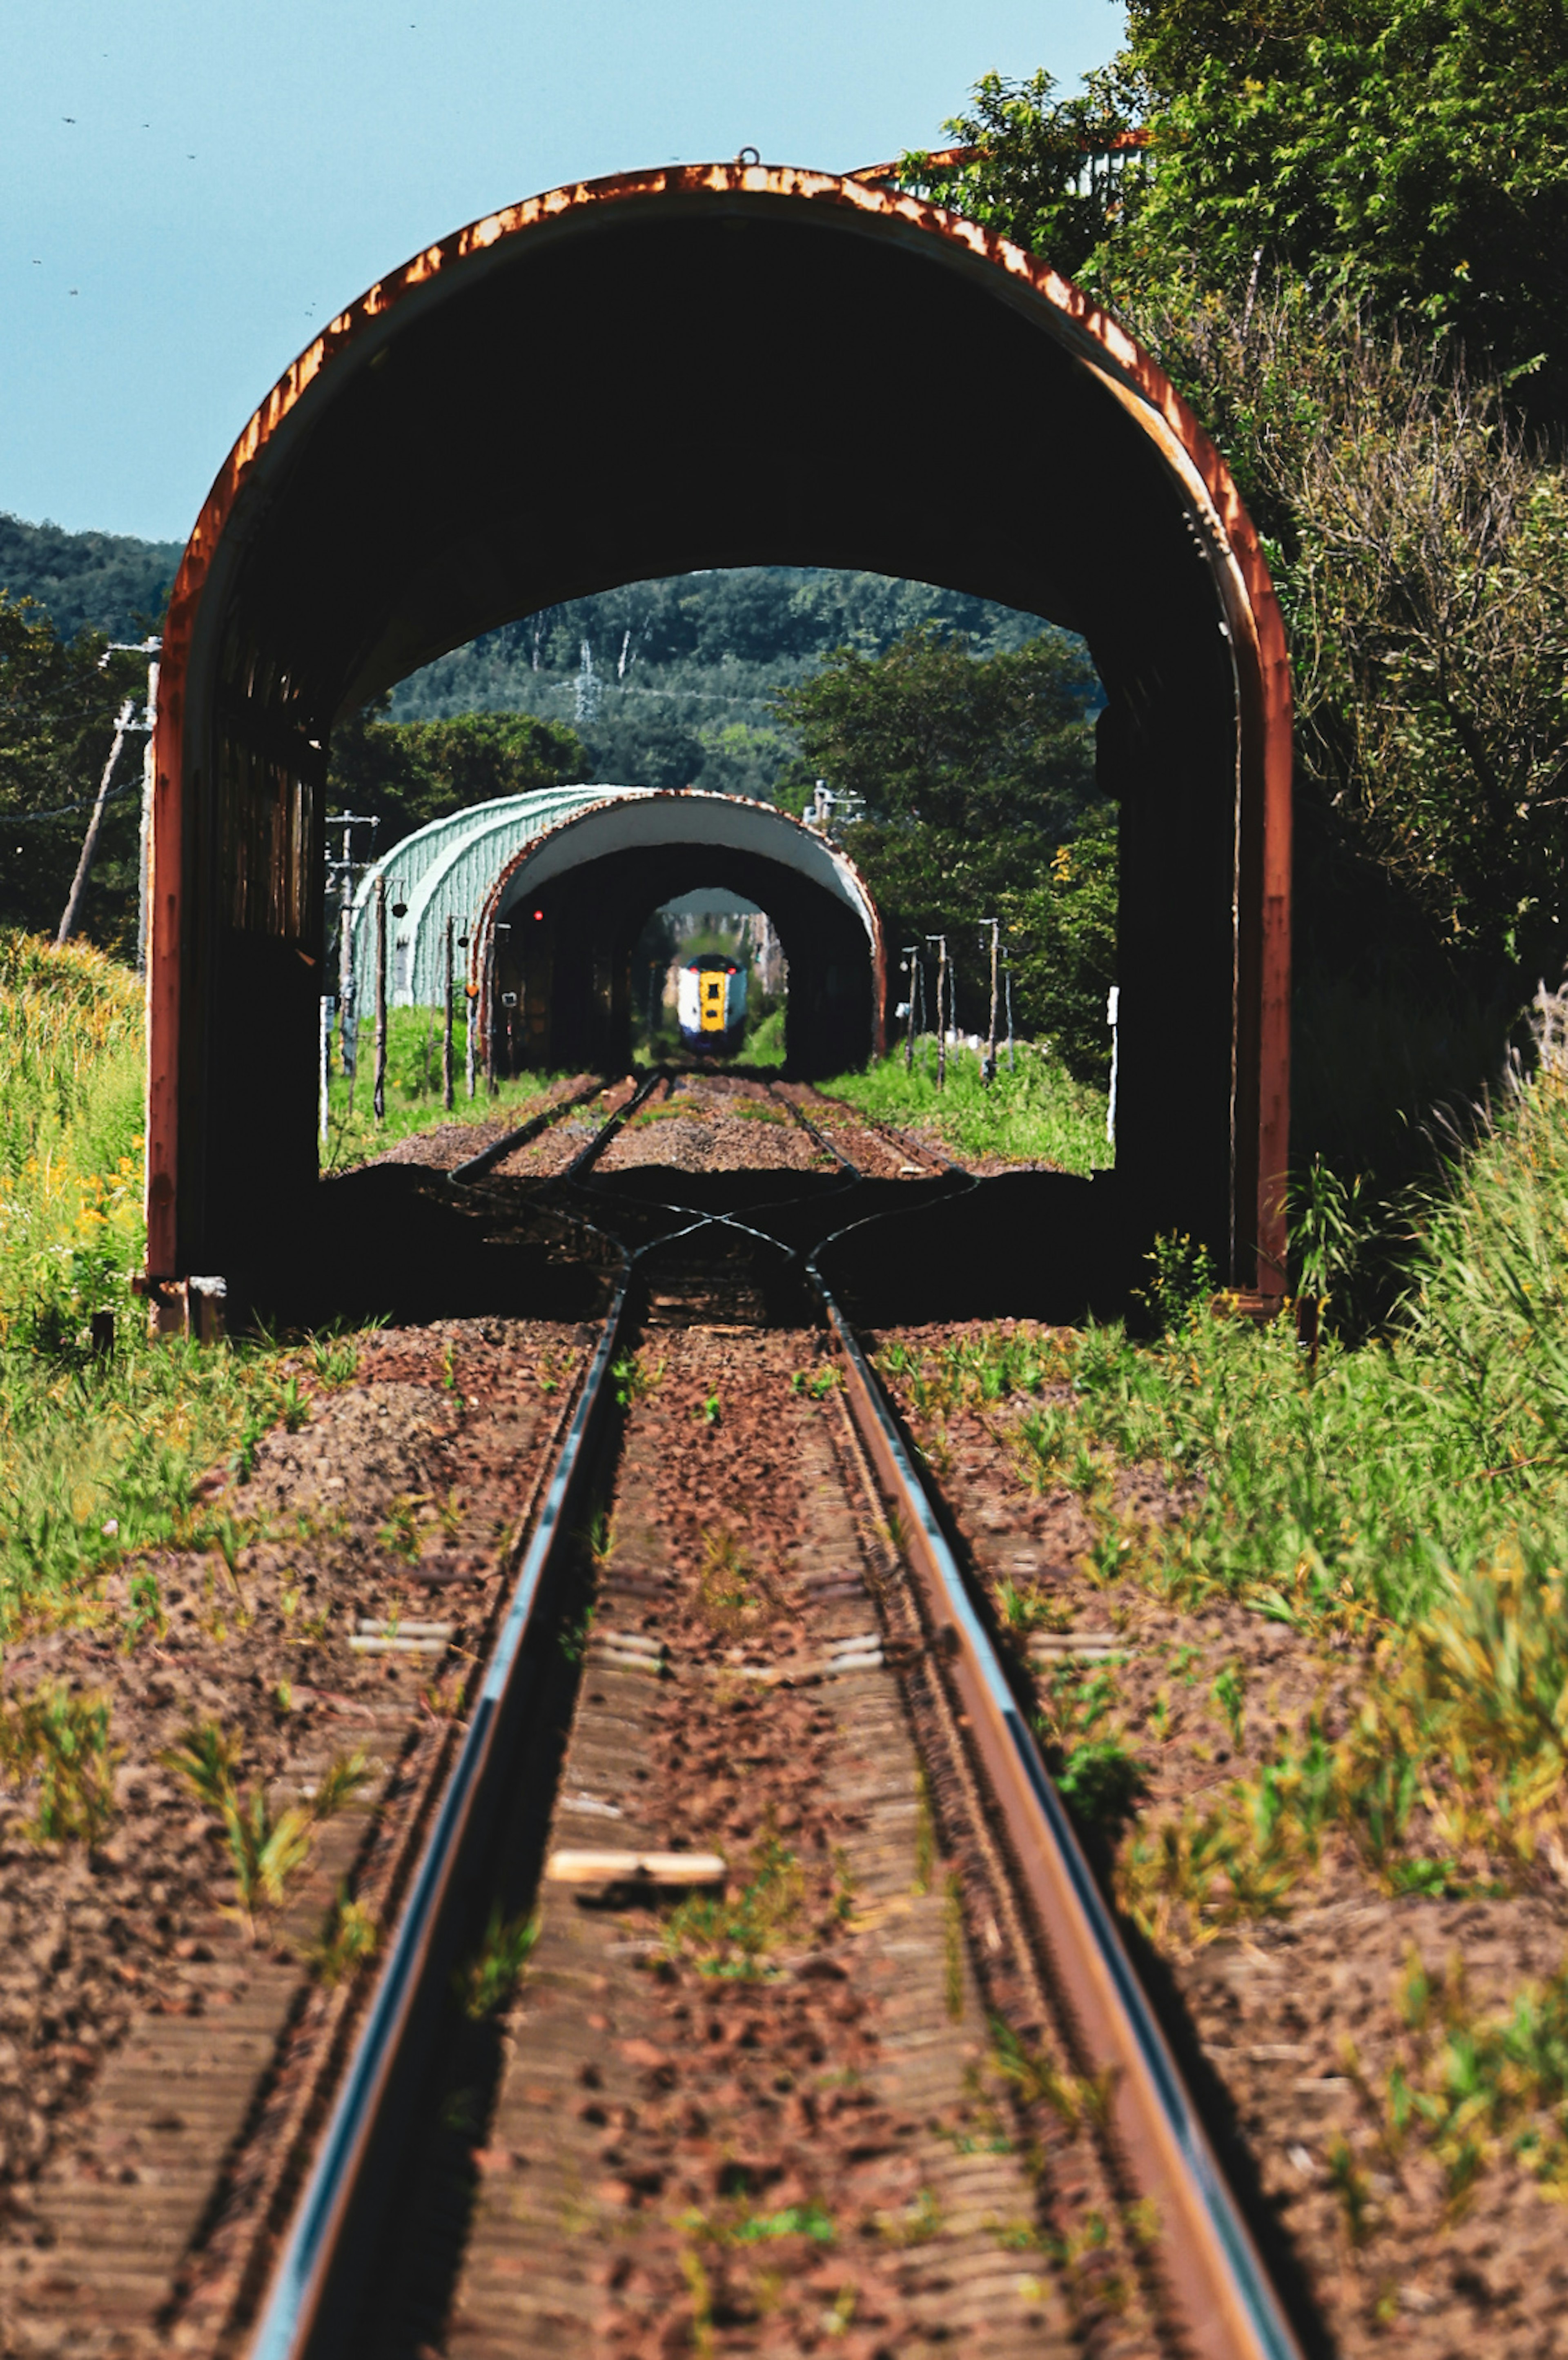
[147,161,1290,1291]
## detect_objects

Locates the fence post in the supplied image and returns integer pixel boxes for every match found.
[443,914,455,1111]
[373,875,388,1124]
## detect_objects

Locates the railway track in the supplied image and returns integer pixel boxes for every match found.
[13,1075,1303,2359]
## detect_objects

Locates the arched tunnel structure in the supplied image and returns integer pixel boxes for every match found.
[145,161,1291,1306]
[352,784,885,1074]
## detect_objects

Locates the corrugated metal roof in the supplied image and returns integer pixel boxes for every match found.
[349,785,650,1005]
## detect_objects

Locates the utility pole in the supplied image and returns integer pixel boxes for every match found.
[327,812,378,1086]
[373,875,388,1124]
[980,917,1000,1084]
[463,922,477,1100]
[1106,984,1120,1151]
[902,945,920,1071]
[1003,946,1015,1072]
[57,699,136,944]
[927,933,948,1091]
[442,913,455,1111]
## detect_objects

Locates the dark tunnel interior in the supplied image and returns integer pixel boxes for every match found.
[152,170,1287,1303]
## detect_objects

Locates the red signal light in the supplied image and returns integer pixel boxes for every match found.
[532,908,544,921]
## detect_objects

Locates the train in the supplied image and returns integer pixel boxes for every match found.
[677,955,748,1055]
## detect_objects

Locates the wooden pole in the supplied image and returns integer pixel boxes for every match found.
[484,928,497,1097]
[902,946,919,1071]
[443,914,455,1111]
[932,935,948,1091]
[57,697,134,944]
[373,874,387,1124]
[983,917,999,1085]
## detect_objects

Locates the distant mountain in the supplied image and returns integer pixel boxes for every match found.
[0,513,183,643]
[0,517,1080,805]
[388,566,1067,802]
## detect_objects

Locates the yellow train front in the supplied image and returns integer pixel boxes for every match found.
[677,955,748,1057]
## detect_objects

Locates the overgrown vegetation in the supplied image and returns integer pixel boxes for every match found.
[321,1002,568,1173]
[879,1064,1568,1905]
[774,628,1111,1076]
[823,1043,1108,1173]
[0,931,382,1638]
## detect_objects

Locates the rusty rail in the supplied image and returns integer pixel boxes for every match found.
[808,1261,1304,2360]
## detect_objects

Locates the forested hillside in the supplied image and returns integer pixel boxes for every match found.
[0,513,182,642]
[385,566,1061,803]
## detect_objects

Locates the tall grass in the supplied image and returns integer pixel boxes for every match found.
[0,933,302,1636]
[321,1004,568,1173]
[823,1040,1109,1172]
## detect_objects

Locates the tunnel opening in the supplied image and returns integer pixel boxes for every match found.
[626,891,786,1069]
[147,162,1290,1319]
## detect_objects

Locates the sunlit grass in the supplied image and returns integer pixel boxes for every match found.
[0,930,363,1639]
[824,1040,1109,1172]
[321,1003,572,1172]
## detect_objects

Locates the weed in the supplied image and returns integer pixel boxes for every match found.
[378,1494,428,1562]
[880,2188,942,2246]
[991,2020,1111,2135]
[912,1766,936,1896]
[1326,2135,1376,2246]
[611,1349,664,1408]
[161,1721,374,1939]
[695,1390,722,1429]
[273,1680,294,1716]
[584,1507,616,1562]
[943,1873,966,2020]
[303,1884,379,1986]
[280,1376,310,1433]
[0,1681,119,1846]
[697,1526,759,1629]
[733,2200,835,2244]
[559,1607,596,1663]
[453,1906,540,2020]
[664,1831,802,1977]
[1213,1663,1247,1750]
[996,1577,1065,1634]
[679,2244,715,2360]
[124,1569,165,1648]
[310,1334,361,1389]
[790,1367,840,1400]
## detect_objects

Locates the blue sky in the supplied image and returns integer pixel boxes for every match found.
[1,2,1120,544]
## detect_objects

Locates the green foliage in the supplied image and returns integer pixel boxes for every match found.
[823,1044,1107,1174]
[0,602,151,951]
[321,1005,567,1173]
[326,706,586,848]
[663,1833,803,1978]
[0,511,180,643]
[452,1905,540,2019]
[0,1680,119,1846]
[161,1721,374,1940]
[774,626,1108,1064]
[383,566,1063,808]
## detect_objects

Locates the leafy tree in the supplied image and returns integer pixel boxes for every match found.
[909,9,1568,410]
[0,594,148,950]
[1001,828,1120,1083]
[773,628,1109,1065]
[325,705,586,846]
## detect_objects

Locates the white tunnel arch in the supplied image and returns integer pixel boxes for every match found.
[350,785,887,1066]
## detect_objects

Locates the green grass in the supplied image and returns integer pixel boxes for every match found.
[0,930,372,1640]
[322,1004,572,1172]
[881,1066,1568,1917]
[822,1040,1109,1171]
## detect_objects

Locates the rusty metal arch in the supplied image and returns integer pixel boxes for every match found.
[145,160,1290,1306]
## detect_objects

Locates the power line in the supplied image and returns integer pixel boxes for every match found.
[6,777,141,827]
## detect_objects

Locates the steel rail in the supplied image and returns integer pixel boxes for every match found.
[249,1080,1298,2360]
[247,1097,645,2360]
[806,1242,1305,2360]
[445,1074,613,1183]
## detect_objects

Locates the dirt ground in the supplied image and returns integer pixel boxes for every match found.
[0,1316,585,2351]
[873,1320,1568,2360]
